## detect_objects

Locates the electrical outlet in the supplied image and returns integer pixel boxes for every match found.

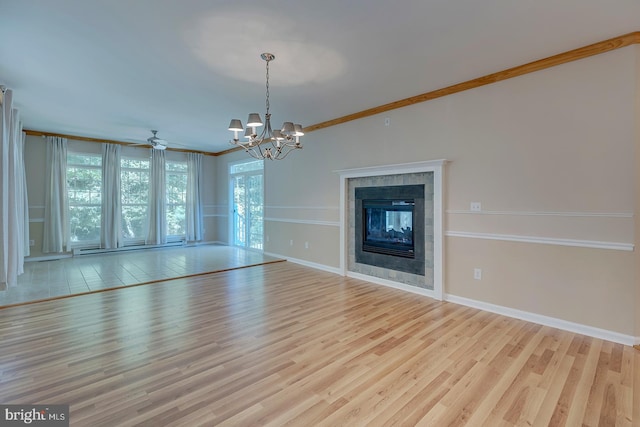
[474,268,482,280]
[29,239,35,247]
[384,117,390,126]
[470,202,482,212]
[304,241,309,249]
[289,239,294,246]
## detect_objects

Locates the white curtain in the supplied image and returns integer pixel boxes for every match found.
[0,89,30,287]
[146,149,166,245]
[43,136,69,253]
[0,90,9,286]
[186,152,203,242]
[101,143,122,249]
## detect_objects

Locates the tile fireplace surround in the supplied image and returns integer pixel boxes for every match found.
[350,174,433,288]
[337,160,445,300]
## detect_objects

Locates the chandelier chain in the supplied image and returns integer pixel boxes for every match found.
[265,59,270,115]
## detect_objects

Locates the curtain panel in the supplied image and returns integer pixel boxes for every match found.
[146,149,166,245]
[0,89,9,285]
[101,143,122,249]
[43,136,69,253]
[0,89,30,287]
[186,152,203,242]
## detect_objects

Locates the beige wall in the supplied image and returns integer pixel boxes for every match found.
[216,45,638,337]
[200,153,217,242]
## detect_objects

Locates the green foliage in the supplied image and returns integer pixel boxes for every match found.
[67,153,189,244]
[166,162,187,236]
[67,156,102,242]
[121,161,150,239]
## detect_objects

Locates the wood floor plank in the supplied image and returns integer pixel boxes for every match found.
[0,261,637,426]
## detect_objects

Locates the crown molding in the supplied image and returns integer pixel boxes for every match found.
[304,31,640,134]
[24,129,217,157]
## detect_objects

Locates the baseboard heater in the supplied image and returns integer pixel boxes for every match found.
[73,241,186,256]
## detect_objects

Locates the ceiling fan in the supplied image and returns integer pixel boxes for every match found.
[145,130,168,150]
[129,130,169,150]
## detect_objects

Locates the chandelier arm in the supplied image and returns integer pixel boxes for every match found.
[251,142,266,158]
[279,140,300,148]
[243,147,262,160]
[271,145,300,160]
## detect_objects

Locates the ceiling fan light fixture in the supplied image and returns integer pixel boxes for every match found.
[228,53,303,160]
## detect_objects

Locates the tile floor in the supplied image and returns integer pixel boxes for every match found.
[0,244,282,307]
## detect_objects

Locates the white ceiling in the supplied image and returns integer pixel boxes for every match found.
[1,0,639,154]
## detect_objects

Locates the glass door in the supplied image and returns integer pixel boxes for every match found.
[230,160,264,250]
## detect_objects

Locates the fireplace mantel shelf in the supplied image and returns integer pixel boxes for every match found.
[334,159,448,178]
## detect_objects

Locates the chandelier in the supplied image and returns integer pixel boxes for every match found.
[228,53,303,160]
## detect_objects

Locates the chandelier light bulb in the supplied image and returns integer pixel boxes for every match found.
[228,119,243,141]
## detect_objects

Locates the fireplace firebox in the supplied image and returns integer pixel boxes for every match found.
[355,185,425,275]
[363,199,415,258]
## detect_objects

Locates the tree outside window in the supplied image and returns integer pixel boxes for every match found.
[67,153,102,246]
[67,153,188,247]
[166,161,187,238]
[121,158,149,242]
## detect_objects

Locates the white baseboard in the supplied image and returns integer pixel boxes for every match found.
[263,251,342,275]
[73,241,186,256]
[444,294,636,346]
[25,254,73,262]
[346,271,439,300]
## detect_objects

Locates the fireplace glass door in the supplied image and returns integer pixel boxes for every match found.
[363,200,414,258]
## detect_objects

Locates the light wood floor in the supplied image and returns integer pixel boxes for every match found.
[0,262,638,426]
[1,245,282,306]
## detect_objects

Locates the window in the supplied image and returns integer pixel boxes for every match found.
[121,158,150,243]
[166,161,187,238]
[67,153,102,247]
[66,149,190,248]
[229,160,264,249]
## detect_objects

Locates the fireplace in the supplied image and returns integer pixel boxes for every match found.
[362,199,415,258]
[341,161,444,296]
[355,185,425,275]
